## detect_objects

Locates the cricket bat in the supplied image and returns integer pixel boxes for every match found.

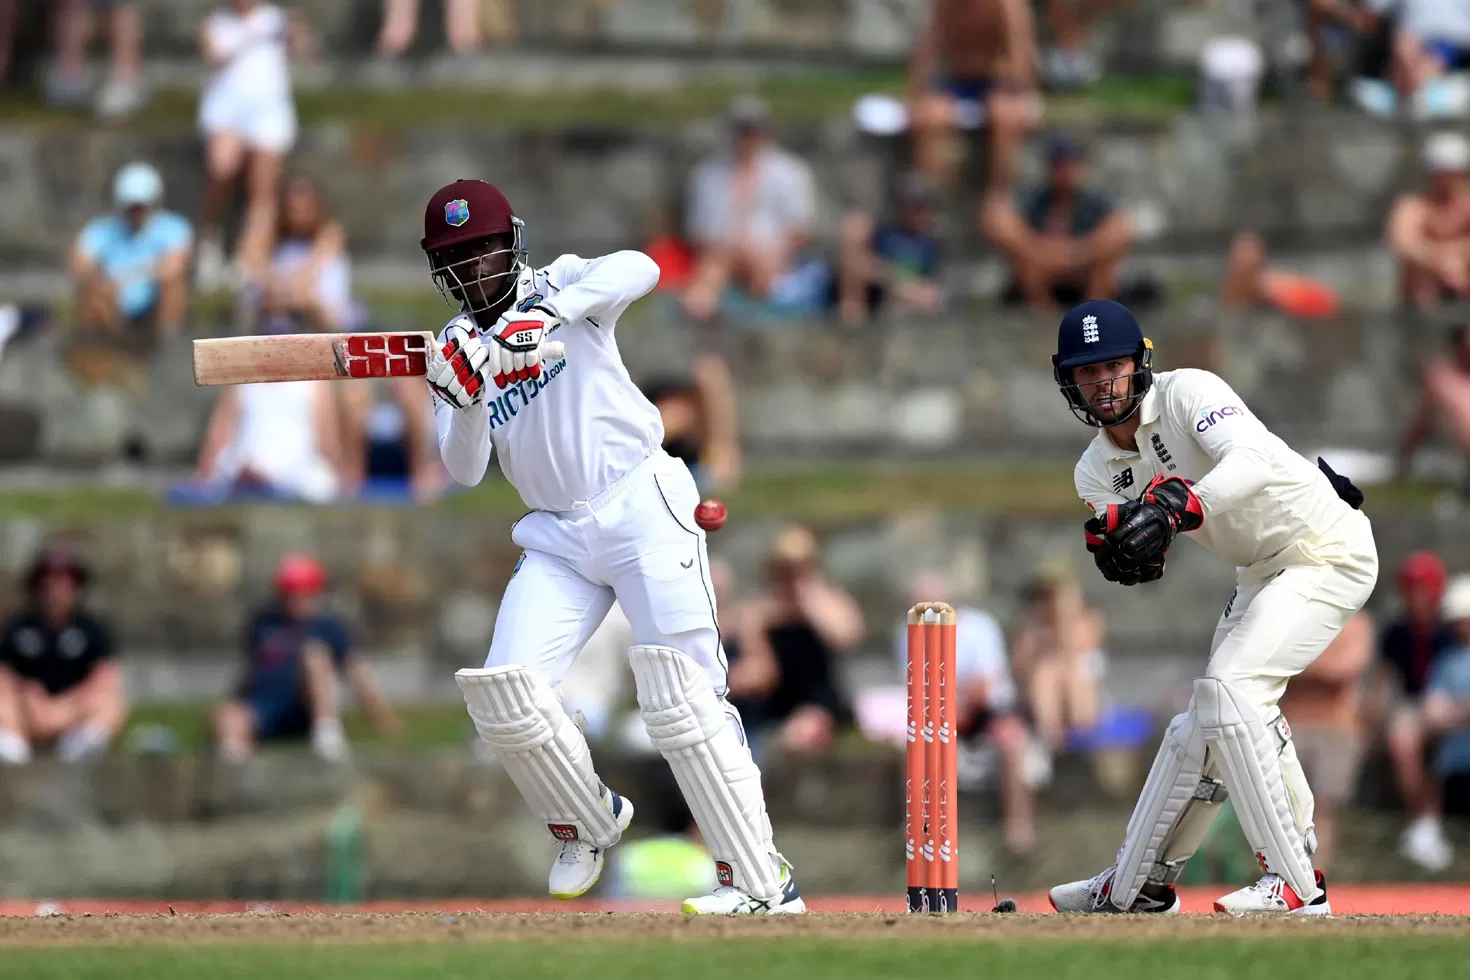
[192,332,436,386]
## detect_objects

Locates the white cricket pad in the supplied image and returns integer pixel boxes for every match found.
[1111,710,1227,907]
[1193,677,1317,900]
[628,645,782,900]
[456,666,623,848]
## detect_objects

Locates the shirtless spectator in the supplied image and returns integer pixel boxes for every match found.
[1009,565,1104,753]
[1398,324,1470,480]
[1279,610,1374,872]
[1387,132,1470,311]
[981,134,1132,310]
[907,0,1040,196]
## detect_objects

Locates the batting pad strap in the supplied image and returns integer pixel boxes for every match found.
[629,645,781,901]
[1112,710,1211,908]
[455,666,622,848]
[1193,677,1317,899]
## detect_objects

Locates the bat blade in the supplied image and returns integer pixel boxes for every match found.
[192,332,437,386]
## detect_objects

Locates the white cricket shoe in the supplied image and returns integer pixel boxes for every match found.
[548,788,633,900]
[1049,865,1180,913]
[1213,872,1330,915]
[1401,814,1454,873]
[681,861,806,915]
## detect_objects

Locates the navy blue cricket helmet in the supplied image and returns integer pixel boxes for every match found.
[1052,300,1154,428]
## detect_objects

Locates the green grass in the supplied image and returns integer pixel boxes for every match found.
[0,936,1464,980]
[122,701,472,754]
[0,71,1196,131]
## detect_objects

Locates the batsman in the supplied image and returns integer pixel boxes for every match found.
[1047,301,1377,915]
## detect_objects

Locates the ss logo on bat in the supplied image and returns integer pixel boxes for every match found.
[340,334,428,378]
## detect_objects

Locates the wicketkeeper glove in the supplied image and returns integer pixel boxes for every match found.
[1084,475,1203,586]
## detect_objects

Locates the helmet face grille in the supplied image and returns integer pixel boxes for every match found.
[1054,345,1154,428]
[427,216,527,314]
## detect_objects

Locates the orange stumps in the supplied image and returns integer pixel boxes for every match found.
[905,602,958,913]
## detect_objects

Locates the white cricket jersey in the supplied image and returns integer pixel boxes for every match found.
[1074,369,1372,585]
[433,250,665,512]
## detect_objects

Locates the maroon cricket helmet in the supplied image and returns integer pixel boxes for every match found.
[421,179,528,316]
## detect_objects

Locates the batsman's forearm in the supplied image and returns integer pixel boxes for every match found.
[435,398,492,487]
[547,250,660,324]
[1191,446,1273,518]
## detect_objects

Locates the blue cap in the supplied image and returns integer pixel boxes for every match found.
[113,162,163,208]
[1054,300,1144,370]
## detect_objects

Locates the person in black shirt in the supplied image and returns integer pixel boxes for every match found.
[1376,550,1460,871]
[725,525,864,754]
[213,553,399,763]
[982,133,1134,310]
[0,547,126,764]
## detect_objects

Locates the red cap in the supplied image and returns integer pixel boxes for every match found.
[422,179,516,253]
[1397,550,1448,601]
[275,554,327,596]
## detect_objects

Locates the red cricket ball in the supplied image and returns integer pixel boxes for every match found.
[694,498,727,532]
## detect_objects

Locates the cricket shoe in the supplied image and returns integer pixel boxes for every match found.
[1213,871,1330,916]
[1049,865,1180,913]
[547,788,634,900]
[681,860,806,915]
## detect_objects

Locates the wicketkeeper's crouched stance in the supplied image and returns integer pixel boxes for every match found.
[1047,301,1378,916]
[422,179,801,914]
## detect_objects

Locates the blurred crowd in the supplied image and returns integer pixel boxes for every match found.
[10,531,1470,878]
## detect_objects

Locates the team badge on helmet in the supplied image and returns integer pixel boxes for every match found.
[444,199,471,227]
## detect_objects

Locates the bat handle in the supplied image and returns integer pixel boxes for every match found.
[543,341,566,362]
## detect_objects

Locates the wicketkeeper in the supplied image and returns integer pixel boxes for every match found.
[1048,301,1377,915]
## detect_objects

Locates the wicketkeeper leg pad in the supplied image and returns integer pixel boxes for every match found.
[456,665,624,848]
[1194,676,1317,899]
[629,644,782,901]
[1112,709,1226,908]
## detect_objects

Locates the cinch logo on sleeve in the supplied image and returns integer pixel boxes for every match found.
[1196,405,1244,433]
[486,358,568,431]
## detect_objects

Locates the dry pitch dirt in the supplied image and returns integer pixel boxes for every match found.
[1,913,1467,947]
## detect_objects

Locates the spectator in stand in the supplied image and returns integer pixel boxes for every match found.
[1279,609,1374,873]
[376,0,484,56]
[640,355,741,493]
[1041,0,1129,88]
[196,1,314,292]
[48,0,145,117]
[1424,575,1470,838]
[1398,324,1470,481]
[1220,232,1340,320]
[907,0,1040,196]
[836,172,945,326]
[71,163,192,339]
[1373,552,1460,871]
[193,376,347,503]
[258,173,354,333]
[682,96,817,321]
[340,377,444,502]
[1009,564,1104,753]
[1390,0,1470,112]
[0,0,18,89]
[726,525,864,755]
[215,554,400,763]
[982,133,1133,311]
[896,571,1036,853]
[1387,132,1470,311]
[0,547,126,765]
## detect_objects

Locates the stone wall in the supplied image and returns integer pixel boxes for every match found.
[0,748,1458,898]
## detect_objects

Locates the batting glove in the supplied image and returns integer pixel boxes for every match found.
[427,319,492,409]
[489,303,566,388]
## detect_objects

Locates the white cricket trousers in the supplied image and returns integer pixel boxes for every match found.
[484,450,727,692]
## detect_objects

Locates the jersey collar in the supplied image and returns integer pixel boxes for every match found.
[1099,386,1160,460]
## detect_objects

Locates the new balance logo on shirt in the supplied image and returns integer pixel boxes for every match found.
[1112,468,1134,494]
